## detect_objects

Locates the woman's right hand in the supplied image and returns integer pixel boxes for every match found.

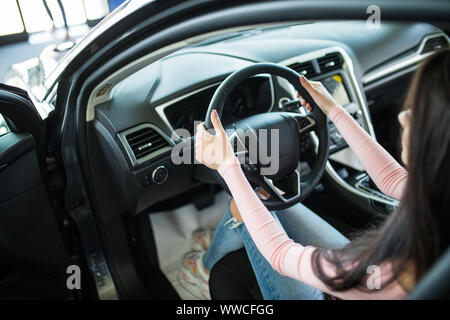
[298,75,340,116]
[195,109,235,171]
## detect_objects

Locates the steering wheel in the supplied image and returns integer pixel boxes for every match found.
[204,63,329,211]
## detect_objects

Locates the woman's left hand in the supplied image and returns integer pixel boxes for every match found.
[195,109,235,170]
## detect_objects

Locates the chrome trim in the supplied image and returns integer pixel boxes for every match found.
[228,129,248,156]
[155,74,275,136]
[118,123,175,167]
[88,252,119,300]
[309,129,399,206]
[263,163,301,203]
[279,46,376,137]
[155,82,221,137]
[298,116,316,134]
[70,205,119,300]
[278,47,402,205]
[151,165,168,184]
[138,142,153,151]
[278,97,290,109]
[362,33,450,85]
[355,174,400,206]
[329,162,399,206]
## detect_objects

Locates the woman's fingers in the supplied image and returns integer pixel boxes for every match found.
[298,93,310,110]
[300,75,313,91]
[299,96,305,105]
[196,121,205,134]
[210,109,226,135]
[195,122,212,164]
[300,75,320,98]
[299,75,339,116]
[298,77,318,112]
[300,76,317,110]
[196,122,215,143]
[195,123,204,144]
[298,95,312,111]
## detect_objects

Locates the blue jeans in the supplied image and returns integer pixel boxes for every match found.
[203,202,349,300]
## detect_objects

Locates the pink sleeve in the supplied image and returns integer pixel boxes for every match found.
[328,106,408,200]
[218,157,407,299]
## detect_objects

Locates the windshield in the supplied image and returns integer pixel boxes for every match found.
[187,22,313,48]
[43,0,152,99]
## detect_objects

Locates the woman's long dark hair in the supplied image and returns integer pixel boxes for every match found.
[312,49,450,292]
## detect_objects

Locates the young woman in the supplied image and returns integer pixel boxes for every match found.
[185,49,450,299]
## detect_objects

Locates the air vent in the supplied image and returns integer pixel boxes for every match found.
[422,36,448,53]
[288,61,317,77]
[125,127,170,160]
[317,53,342,73]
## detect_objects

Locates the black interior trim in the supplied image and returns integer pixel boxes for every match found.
[60,0,450,299]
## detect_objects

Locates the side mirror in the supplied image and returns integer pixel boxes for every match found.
[0,83,43,136]
[0,83,45,173]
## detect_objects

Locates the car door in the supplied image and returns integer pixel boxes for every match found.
[0,83,74,299]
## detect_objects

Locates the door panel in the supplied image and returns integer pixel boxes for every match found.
[0,85,71,299]
[0,132,39,203]
[0,145,67,259]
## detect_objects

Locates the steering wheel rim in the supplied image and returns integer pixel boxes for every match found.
[204,62,329,210]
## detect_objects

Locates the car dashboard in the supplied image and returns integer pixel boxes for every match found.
[158,75,275,136]
[91,21,449,215]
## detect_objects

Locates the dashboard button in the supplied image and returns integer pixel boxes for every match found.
[152,166,169,184]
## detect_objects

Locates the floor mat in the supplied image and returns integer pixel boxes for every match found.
[149,191,231,300]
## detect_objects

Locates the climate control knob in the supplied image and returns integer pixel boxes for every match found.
[152,166,168,184]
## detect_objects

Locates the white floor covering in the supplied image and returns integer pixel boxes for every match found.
[149,191,231,300]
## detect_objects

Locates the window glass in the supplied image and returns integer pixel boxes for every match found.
[18,0,87,33]
[0,0,25,36]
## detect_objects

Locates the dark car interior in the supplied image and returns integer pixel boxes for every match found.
[0,1,449,300]
[82,21,448,299]
[0,84,75,299]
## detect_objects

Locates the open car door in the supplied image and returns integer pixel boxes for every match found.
[0,83,74,299]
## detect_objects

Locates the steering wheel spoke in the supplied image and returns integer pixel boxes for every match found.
[295,114,317,135]
[255,163,302,204]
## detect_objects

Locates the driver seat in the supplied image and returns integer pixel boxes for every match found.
[209,249,262,300]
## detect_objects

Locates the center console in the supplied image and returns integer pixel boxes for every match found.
[320,74,365,153]
[279,47,400,208]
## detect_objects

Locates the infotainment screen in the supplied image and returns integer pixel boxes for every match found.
[320,75,350,106]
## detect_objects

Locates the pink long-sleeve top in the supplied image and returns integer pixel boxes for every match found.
[218,105,409,299]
